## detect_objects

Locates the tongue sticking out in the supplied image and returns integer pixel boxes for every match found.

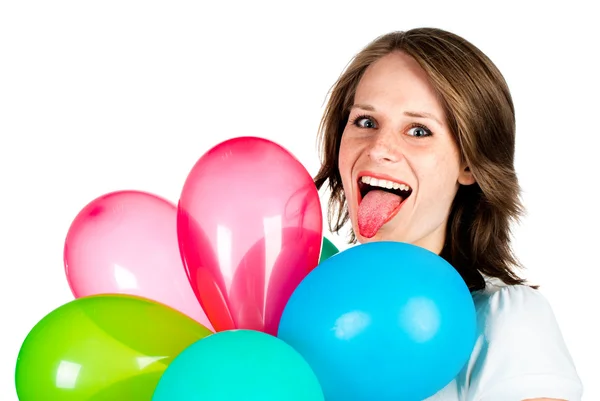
[358,189,403,238]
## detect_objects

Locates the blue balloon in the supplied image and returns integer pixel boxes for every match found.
[277,241,477,401]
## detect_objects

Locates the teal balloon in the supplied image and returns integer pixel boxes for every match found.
[151,329,324,401]
[319,237,339,263]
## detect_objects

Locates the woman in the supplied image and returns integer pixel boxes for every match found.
[313,28,582,401]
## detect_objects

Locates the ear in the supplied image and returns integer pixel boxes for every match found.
[458,163,476,185]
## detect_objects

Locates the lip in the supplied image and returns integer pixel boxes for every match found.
[355,170,412,204]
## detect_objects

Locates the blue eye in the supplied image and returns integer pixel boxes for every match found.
[407,124,432,138]
[350,115,433,138]
[352,114,377,129]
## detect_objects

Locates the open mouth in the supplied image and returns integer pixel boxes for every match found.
[357,175,413,204]
[355,174,413,238]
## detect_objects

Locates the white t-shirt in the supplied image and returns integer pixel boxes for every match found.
[425,277,583,401]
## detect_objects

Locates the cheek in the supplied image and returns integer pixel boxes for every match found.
[337,135,355,178]
[338,135,363,209]
[415,151,461,196]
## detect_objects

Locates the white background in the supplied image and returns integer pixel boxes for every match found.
[1,1,599,400]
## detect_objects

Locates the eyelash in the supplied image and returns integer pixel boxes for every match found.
[350,114,433,138]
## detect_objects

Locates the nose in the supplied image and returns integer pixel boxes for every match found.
[367,129,403,164]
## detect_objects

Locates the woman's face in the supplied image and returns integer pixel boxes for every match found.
[338,51,475,254]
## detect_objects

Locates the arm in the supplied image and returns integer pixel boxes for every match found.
[464,284,582,401]
[523,398,566,401]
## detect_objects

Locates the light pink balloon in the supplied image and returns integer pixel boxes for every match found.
[64,190,213,331]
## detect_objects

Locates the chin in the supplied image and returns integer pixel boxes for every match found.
[353,226,393,244]
[354,222,415,245]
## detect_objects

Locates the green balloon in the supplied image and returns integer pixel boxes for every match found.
[15,294,212,401]
[152,329,324,401]
[319,237,339,263]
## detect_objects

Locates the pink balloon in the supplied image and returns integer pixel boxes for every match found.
[64,190,214,331]
[177,136,323,335]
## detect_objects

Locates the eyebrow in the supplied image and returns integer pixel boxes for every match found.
[351,104,443,127]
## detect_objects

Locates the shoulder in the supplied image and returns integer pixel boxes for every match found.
[458,278,583,401]
[473,279,560,340]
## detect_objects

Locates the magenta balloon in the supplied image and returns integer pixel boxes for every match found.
[64,190,213,331]
[177,136,323,335]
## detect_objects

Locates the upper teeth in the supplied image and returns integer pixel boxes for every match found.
[361,176,411,191]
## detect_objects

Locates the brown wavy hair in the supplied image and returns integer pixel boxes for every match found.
[313,27,532,291]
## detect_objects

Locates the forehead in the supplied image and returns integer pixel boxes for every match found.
[354,52,444,116]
